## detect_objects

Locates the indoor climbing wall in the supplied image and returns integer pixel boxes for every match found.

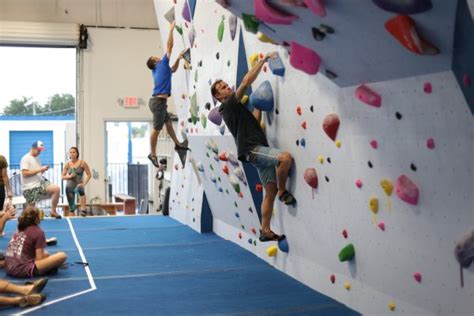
[153,0,473,315]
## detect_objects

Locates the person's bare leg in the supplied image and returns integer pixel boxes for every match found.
[35,252,67,274]
[0,208,15,236]
[0,296,23,306]
[0,279,33,295]
[164,121,181,146]
[150,128,160,156]
[79,195,86,210]
[261,182,277,233]
[276,152,292,196]
[45,184,60,216]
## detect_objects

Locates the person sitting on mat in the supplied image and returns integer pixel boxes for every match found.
[0,277,47,308]
[0,204,16,237]
[4,207,67,278]
[146,20,188,169]
[211,52,297,242]
[61,147,92,217]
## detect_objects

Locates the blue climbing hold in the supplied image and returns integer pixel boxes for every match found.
[300,138,306,147]
[250,80,274,111]
[269,52,285,76]
[278,238,289,253]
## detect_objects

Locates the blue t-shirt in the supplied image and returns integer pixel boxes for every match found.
[152,54,172,96]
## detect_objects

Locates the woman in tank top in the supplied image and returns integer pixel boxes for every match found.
[61,147,91,216]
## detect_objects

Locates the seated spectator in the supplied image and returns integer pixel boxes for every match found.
[20,141,61,219]
[0,205,16,237]
[4,207,67,278]
[0,278,47,308]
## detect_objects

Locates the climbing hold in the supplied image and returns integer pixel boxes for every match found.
[388,301,396,311]
[255,183,263,192]
[233,168,246,184]
[423,82,432,94]
[213,155,220,162]
[335,140,341,148]
[267,245,278,257]
[218,152,228,161]
[196,162,204,172]
[300,121,307,130]
[229,15,237,41]
[239,192,244,198]
[275,108,279,115]
[240,95,249,105]
[342,229,348,239]
[372,0,432,14]
[312,27,326,41]
[248,207,254,213]
[216,52,220,59]
[218,187,223,193]
[378,221,385,231]
[200,114,207,128]
[385,15,439,55]
[235,212,240,218]
[238,232,242,239]
[251,227,257,234]
[207,107,222,126]
[278,238,289,252]
[310,105,314,112]
[182,1,191,22]
[230,175,241,193]
[304,0,326,17]
[330,274,336,284]
[370,140,378,149]
[338,243,355,262]
[355,84,382,108]
[249,53,259,68]
[242,13,260,34]
[395,111,402,120]
[344,282,351,290]
[296,106,302,115]
[300,138,306,147]
[206,138,219,154]
[268,52,285,76]
[218,15,225,42]
[355,179,363,188]
[227,152,239,166]
[368,161,373,168]
[395,174,419,205]
[188,26,196,48]
[175,25,183,35]
[219,125,226,135]
[410,163,417,172]
[304,168,318,189]
[215,0,229,8]
[318,155,324,164]
[257,31,274,43]
[250,80,274,111]
[369,197,379,214]
[205,102,211,111]
[210,175,217,183]
[222,165,229,175]
[463,74,472,87]
[290,42,321,75]
[325,70,337,79]
[322,113,340,141]
[325,176,329,182]
[164,6,175,23]
[380,179,393,196]
[426,138,435,149]
[413,272,422,283]
[248,238,253,244]
[254,0,298,25]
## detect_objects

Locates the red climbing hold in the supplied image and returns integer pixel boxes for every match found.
[256,183,263,192]
[426,138,435,149]
[330,274,336,284]
[304,0,326,17]
[395,174,419,205]
[254,0,298,25]
[385,15,439,55]
[342,229,348,239]
[218,152,228,161]
[355,84,381,108]
[290,42,321,75]
[322,113,340,141]
[223,165,229,175]
[304,168,318,189]
[301,121,307,129]
[239,232,242,239]
[296,106,302,115]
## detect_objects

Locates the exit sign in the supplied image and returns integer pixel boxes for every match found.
[124,97,138,108]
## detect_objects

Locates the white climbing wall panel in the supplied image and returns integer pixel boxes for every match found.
[153,0,474,315]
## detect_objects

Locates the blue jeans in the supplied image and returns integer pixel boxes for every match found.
[247,146,281,186]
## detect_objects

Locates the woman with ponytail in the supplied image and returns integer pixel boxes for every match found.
[4,207,67,278]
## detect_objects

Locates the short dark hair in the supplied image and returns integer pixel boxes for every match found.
[70,146,79,158]
[146,56,156,70]
[18,206,39,231]
[211,79,223,99]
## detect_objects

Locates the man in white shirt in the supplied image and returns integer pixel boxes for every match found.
[20,141,61,219]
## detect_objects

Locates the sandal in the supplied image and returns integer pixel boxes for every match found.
[278,190,297,206]
[25,277,48,294]
[259,230,285,242]
[147,154,160,168]
[19,293,46,308]
[46,237,57,246]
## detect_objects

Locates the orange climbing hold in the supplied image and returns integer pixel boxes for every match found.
[385,15,439,55]
[222,165,229,175]
[322,113,340,141]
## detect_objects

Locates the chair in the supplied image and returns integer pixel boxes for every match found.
[8,173,26,209]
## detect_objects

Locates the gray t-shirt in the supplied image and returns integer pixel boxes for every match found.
[219,93,268,161]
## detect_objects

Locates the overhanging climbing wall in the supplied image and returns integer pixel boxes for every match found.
[153,0,473,315]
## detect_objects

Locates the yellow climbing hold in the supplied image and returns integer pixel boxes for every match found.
[388,301,396,311]
[266,245,278,257]
[369,197,379,214]
[318,155,324,164]
[335,140,341,148]
[380,179,393,196]
[249,53,259,68]
[257,32,274,43]
[344,282,351,290]
[240,95,249,105]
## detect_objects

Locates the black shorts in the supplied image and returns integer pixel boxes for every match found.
[149,97,170,130]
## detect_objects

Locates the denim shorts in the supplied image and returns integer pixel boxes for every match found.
[149,97,170,130]
[247,146,281,187]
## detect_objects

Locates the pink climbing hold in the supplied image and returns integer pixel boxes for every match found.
[423,82,432,94]
[355,179,363,188]
[304,168,318,189]
[355,84,381,108]
[395,174,419,205]
[301,121,307,129]
[322,113,340,141]
[378,221,385,231]
[426,138,435,149]
[413,272,422,283]
[290,42,322,75]
[370,140,378,149]
[463,74,471,87]
[304,0,326,17]
[254,0,298,25]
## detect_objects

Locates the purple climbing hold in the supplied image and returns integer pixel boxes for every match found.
[208,107,222,126]
[395,174,419,205]
[182,1,192,22]
[372,0,432,14]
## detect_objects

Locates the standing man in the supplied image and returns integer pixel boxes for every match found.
[211,52,297,242]
[0,155,13,211]
[20,141,61,219]
[146,20,188,168]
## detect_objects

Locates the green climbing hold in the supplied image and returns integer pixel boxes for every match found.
[209,164,214,171]
[190,92,198,117]
[218,177,221,182]
[234,201,238,208]
[227,60,231,67]
[175,25,183,35]
[338,243,355,262]
[206,152,210,158]
[225,189,229,194]
[218,15,225,42]
[200,113,207,128]
[242,13,260,34]
[241,224,245,230]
